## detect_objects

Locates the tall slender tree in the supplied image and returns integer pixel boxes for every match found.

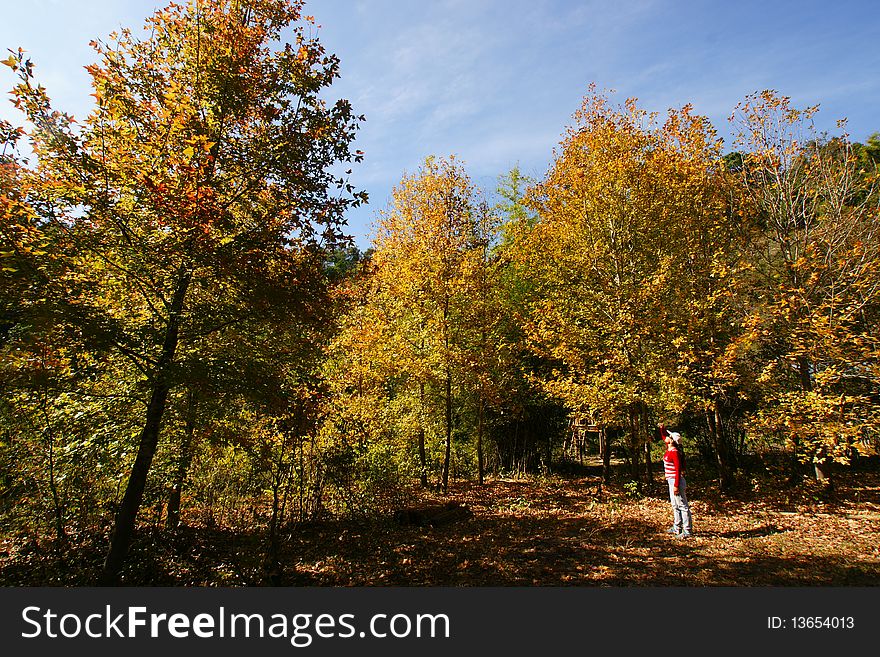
[4,0,365,582]
[364,156,491,492]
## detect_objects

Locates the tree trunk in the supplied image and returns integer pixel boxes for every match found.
[798,356,813,392]
[418,380,428,488]
[477,395,485,486]
[789,432,802,483]
[599,427,611,484]
[814,459,832,481]
[44,418,68,548]
[814,456,834,496]
[511,419,520,473]
[166,387,197,529]
[100,270,190,585]
[442,362,452,494]
[709,402,733,493]
[545,419,552,475]
[38,388,68,549]
[441,292,452,494]
[798,356,832,488]
[578,423,585,463]
[264,443,289,586]
[641,404,652,485]
[629,407,640,484]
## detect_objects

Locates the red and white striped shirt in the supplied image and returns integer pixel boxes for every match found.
[663,448,682,489]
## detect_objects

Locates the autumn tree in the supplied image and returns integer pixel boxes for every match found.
[650,108,748,492]
[517,90,744,487]
[327,156,494,493]
[855,132,880,169]
[319,265,418,508]
[519,91,660,483]
[2,0,364,583]
[729,91,880,488]
[1,117,98,546]
[486,166,567,476]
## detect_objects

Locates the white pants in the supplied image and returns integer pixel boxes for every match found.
[667,476,692,535]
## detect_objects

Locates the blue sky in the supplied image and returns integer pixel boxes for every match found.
[2,0,878,248]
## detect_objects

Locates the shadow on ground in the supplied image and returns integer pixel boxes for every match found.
[2,469,879,586]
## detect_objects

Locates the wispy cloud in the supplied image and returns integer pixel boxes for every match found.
[2,0,877,247]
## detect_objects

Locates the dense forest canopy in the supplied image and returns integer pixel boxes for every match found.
[1,0,878,585]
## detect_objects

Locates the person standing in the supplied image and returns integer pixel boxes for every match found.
[662,428,693,538]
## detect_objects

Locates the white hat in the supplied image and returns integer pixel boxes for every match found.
[668,431,682,443]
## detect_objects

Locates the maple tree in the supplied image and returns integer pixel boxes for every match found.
[2,0,364,582]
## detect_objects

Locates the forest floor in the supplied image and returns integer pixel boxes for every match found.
[2,461,880,586]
